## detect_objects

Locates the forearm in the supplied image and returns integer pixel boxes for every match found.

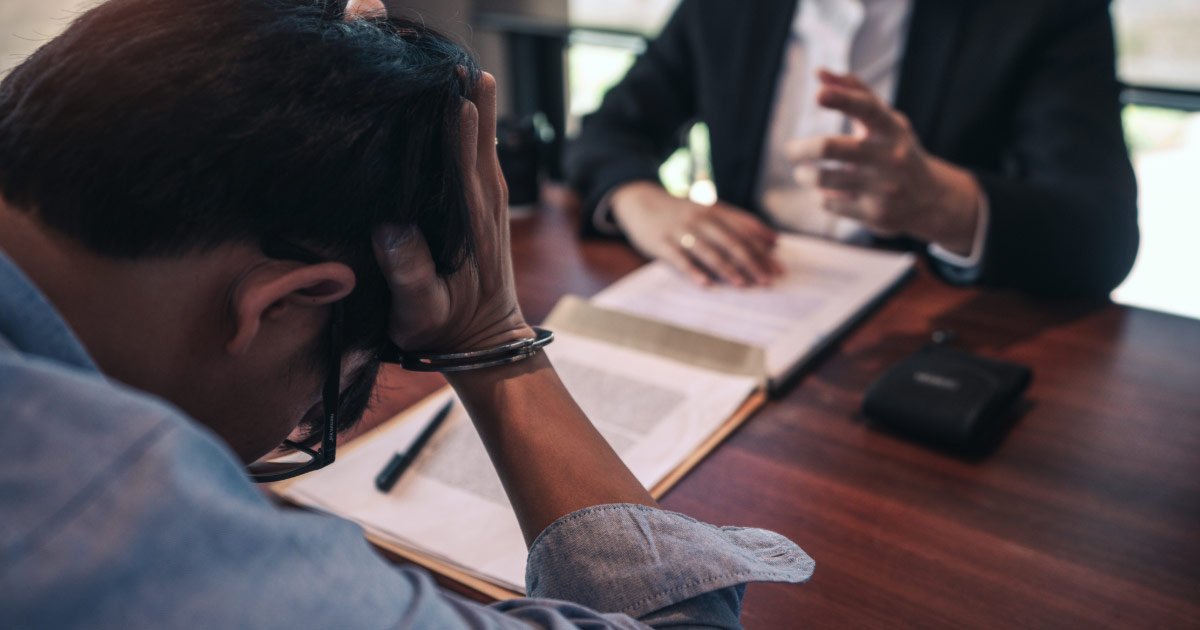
[608,180,668,235]
[445,352,657,546]
[918,156,983,257]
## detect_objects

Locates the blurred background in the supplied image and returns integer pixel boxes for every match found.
[2,0,1197,317]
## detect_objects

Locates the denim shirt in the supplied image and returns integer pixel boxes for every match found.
[0,249,814,629]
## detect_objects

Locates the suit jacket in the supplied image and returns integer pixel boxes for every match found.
[564,0,1139,297]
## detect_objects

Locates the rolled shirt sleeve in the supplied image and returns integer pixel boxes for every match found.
[521,503,815,624]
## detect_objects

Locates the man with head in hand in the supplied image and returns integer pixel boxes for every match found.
[0,1,812,627]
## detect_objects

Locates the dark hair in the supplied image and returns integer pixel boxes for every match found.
[0,0,481,431]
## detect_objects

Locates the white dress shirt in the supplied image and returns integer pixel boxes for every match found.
[756,0,987,270]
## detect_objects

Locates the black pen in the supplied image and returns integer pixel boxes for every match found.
[374,399,454,493]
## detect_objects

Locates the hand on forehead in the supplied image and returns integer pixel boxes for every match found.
[344,0,386,19]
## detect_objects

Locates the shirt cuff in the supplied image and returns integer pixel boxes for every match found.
[928,191,990,283]
[524,503,814,620]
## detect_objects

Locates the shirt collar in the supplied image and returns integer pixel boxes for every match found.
[0,247,99,372]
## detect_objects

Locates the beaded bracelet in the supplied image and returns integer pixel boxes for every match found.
[381,327,555,372]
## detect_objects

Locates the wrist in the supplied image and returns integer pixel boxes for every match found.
[404,307,533,355]
[385,323,544,372]
[444,347,553,395]
[452,320,536,353]
[610,180,666,216]
[922,158,981,256]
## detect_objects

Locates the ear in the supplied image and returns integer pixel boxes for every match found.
[344,0,387,19]
[226,262,356,357]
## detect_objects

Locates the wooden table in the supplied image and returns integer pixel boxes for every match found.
[364,196,1200,629]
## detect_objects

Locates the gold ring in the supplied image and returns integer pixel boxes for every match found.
[679,232,697,250]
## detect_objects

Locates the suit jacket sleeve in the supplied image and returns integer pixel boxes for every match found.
[564,1,702,236]
[949,0,1139,297]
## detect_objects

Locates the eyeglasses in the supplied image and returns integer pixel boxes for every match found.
[245,239,344,483]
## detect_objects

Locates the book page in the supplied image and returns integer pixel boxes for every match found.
[591,234,915,381]
[282,331,760,593]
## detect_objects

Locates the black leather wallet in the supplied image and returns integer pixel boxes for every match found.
[862,343,1032,450]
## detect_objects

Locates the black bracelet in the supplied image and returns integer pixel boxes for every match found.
[380,328,555,372]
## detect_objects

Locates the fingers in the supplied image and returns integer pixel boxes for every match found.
[472,73,509,229]
[679,232,751,286]
[786,135,887,167]
[821,195,900,238]
[373,225,435,294]
[459,70,510,259]
[659,241,715,286]
[822,195,866,220]
[816,84,900,136]
[708,210,784,277]
[817,167,870,195]
[472,72,498,172]
[614,188,782,287]
[476,74,509,224]
[459,99,479,180]
[372,225,445,333]
[694,221,772,284]
[817,68,869,91]
[344,0,386,18]
[672,208,782,286]
[375,71,525,354]
[713,203,779,246]
[802,164,889,196]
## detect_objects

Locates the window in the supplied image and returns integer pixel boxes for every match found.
[565,31,641,139]
[1111,0,1200,320]
[1113,0,1200,91]
[0,0,96,75]
[566,0,676,36]
[564,0,717,202]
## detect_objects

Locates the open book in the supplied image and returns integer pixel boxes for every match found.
[275,233,913,597]
[592,233,916,389]
[277,322,766,598]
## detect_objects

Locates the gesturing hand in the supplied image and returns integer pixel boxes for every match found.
[610,181,783,287]
[787,70,983,256]
[373,72,533,354]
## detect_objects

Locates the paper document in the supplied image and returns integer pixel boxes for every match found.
[592,234,915,384]
[282,331,760,594]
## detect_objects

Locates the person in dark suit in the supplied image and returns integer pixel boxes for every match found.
[565,0,1139,297]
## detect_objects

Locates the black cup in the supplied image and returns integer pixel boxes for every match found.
[496,115,542,214]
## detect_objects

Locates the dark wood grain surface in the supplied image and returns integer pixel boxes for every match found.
[362,193,1200,629]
